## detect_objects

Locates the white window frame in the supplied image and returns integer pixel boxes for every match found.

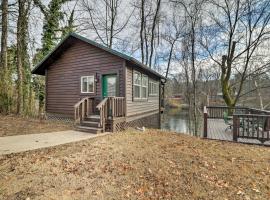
[133,71,141,99]
[133,70,148,100]
[141,75,148,99]
[81,75,95,93]
[149,80,158,96]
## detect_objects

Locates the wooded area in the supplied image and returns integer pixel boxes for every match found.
[0,0,269,135]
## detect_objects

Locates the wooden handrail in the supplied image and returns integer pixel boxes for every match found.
[96,97,109,131]
[74,97,90,108]
[206,105,247,109]
[247,108,270,115]
[206,106,248,119]
[205,106,270,119]
[74,97,94,124]
[96,97,108,109]
[96,97,126,132]
[233,113,270,118]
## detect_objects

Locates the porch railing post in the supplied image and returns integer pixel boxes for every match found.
[203,106,208,138]
[233,115,238,141]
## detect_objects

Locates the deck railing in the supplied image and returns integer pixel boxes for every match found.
[96,97,126,131]
[203,106,270,144]
[108,97,126,117]
[233,114,270,143]
[248,108,270,115]
[74,97,94,124]
[206,106,247,119]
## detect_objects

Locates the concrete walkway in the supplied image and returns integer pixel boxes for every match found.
[0,130,109,155]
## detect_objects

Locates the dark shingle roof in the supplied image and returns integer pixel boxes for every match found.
[32,32,165,79]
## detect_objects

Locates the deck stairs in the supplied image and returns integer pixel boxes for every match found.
[74,97,125,134]
[76,115,103,134]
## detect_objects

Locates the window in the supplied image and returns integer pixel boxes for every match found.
[81,76,94,93]
[149,81,158,96]
[141,75,148,98]
[133,71,148,100]
[133,72,141,98]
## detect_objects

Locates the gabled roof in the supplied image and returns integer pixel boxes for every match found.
[31,32,165,79]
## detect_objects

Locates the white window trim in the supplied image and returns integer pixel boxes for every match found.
[133,70,148,100]
[141,75,148,99]
[133,71,141,100]
[133,72,141,87]
[149,80,158,96]
[81,75,95,94]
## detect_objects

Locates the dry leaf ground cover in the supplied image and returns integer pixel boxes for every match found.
[0,115,72,137]
[0,130,270,200]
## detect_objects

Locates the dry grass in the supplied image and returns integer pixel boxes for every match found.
[0,115,72,137]
[0,130,269,200]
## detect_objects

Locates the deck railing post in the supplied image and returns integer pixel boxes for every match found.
[233,115,238,142]
[203,106,208,138]
[74,108,77,123]
[86,98,89,116]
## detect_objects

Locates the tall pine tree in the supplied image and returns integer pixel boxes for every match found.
[33,0,75,114]
[17,0,32,115]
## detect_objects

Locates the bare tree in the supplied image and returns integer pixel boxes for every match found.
[201,0,270,111]
[148,0,161,67]
[134,0,162,67]
[81,0,132,48]
[162,7,184,80]
[172,0,205,136]
[139,0,145,64]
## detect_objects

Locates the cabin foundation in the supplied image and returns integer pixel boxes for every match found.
[107,112,160,132]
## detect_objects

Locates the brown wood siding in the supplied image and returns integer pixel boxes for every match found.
[46,39,125,117]
[125,64,160,117]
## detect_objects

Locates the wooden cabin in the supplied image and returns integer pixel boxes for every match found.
[32,33,165,133]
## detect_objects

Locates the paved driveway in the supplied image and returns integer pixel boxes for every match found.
[0,130,109,155]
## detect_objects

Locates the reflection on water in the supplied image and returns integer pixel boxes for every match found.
[161,108,192,134]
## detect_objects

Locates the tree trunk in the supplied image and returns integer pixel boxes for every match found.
[190,23,198,136]
[109,0,114,48]
[254,80,264,110]
[16,0,27,114]
[1,0,8,70]
[149,0,161,68]
[144,24,149,65]
[220,42,237,114]
[165,40,175,80]
[0,0,10,114]
[22,3,31,115]
[140,0,145,64]
[221,69,235,114]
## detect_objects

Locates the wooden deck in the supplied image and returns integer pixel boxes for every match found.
[207,119,270,146]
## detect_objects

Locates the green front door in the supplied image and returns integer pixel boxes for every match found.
[102,74,118,98]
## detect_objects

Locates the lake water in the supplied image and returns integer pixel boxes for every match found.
[161,108,192,134]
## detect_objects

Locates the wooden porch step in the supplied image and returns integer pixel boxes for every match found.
[76,125,103,134]
[84,115,100,122]
[81,120,100,128]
